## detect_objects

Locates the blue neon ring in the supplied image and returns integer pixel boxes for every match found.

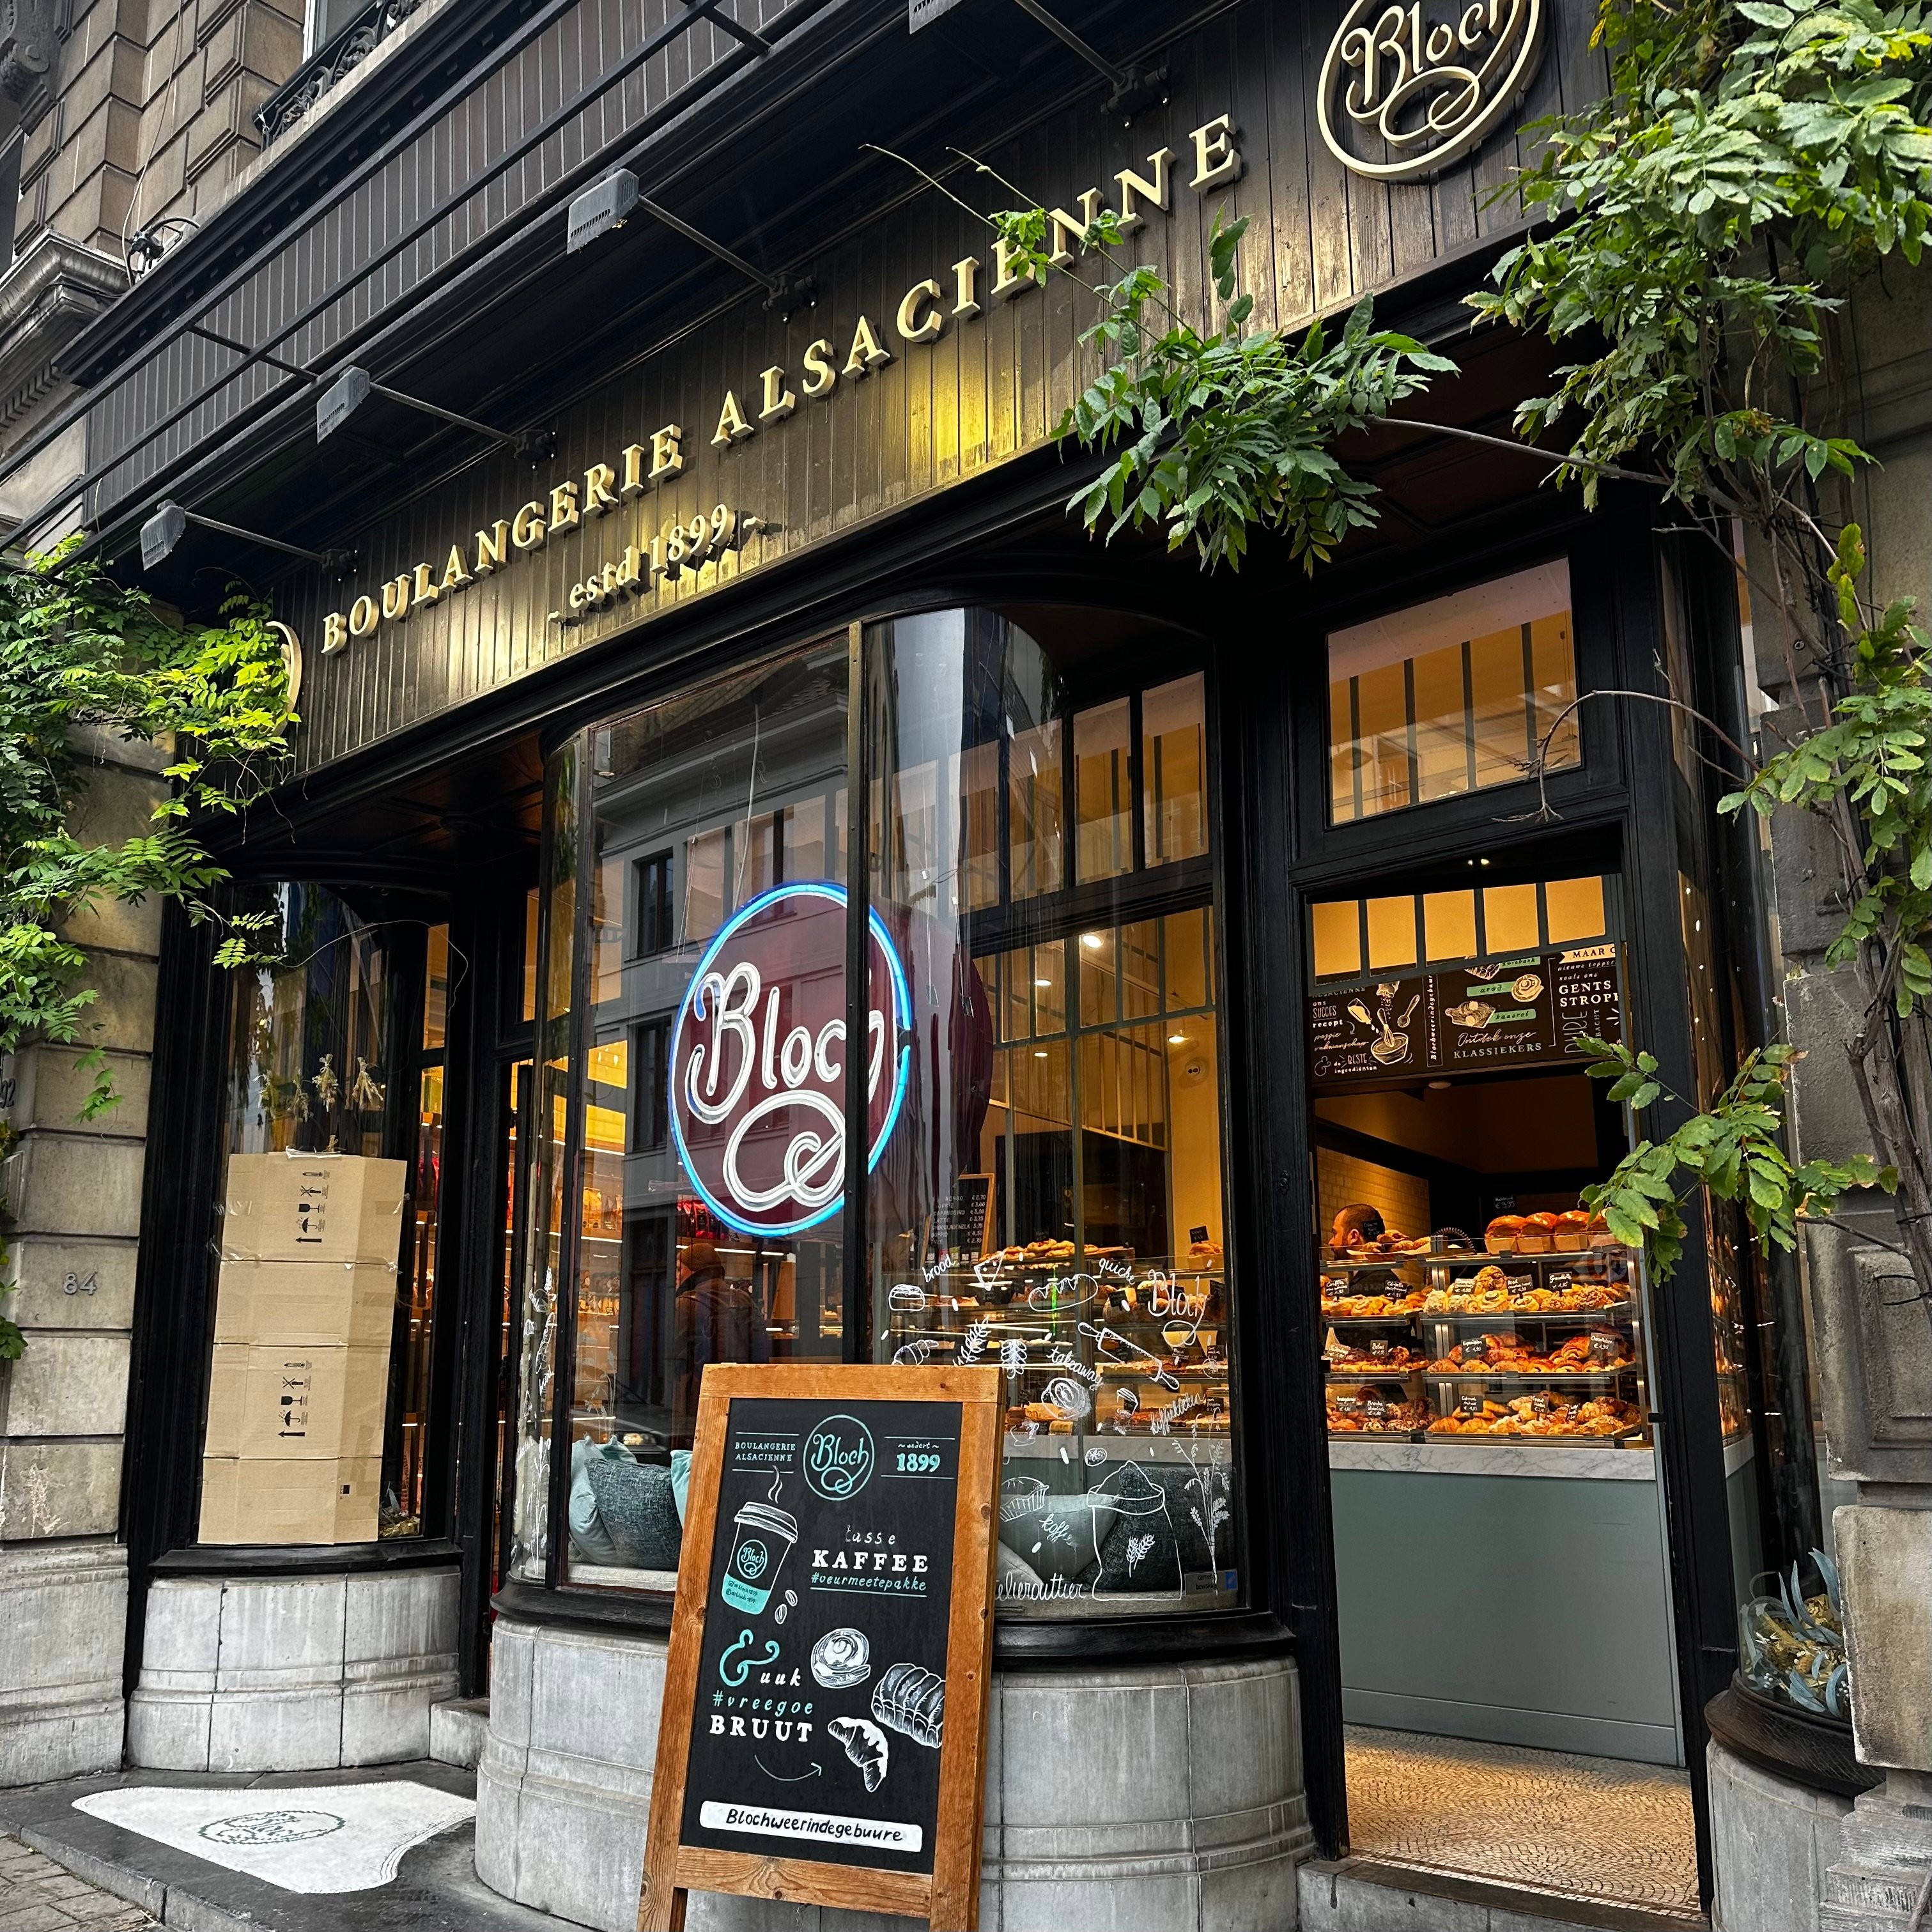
[665,881,911,1237]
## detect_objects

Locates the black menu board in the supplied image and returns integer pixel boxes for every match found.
[1310,943,1623,1088]
[927,1174,993,1263]
[641,1364,1000,1931]
[679,1398,961,1873]
[1308,974,1434,1082]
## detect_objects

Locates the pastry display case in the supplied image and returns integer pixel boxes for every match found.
[1319,1217,1652,1448]
[885,1238,1230,1454]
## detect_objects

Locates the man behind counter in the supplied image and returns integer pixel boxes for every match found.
[1329,1202,1386,1257]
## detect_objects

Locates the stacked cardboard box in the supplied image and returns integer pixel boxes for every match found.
[199,1152,408,1545]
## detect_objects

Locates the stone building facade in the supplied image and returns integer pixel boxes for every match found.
[0,0,385,1790]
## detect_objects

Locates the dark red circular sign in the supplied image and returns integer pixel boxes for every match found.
[668,883,911,1236]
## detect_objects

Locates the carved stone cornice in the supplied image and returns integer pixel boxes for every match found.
[0,233,127,437]
[0,0,65,136]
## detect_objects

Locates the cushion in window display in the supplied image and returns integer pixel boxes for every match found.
[583,1445,685,1571]
[996,1541,1044,1593]
[568,1439,622,1566]
[996,1474,1117,1586]
[1093,1462,1226,1595]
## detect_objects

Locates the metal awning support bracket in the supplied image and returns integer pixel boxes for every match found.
[140,500,357,577]
[567,169,814,319]
[1002,0,1166,117]
[316,364,555,463]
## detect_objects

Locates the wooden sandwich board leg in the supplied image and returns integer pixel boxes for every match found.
[635,1866,686,1931]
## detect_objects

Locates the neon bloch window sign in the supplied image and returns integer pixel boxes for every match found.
[668,883,911,1237]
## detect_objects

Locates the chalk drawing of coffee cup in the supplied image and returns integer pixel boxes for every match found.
[721,1501,799,1614]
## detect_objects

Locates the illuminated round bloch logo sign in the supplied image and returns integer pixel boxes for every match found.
[803,1414,877,1501]
[668,883,910,1237]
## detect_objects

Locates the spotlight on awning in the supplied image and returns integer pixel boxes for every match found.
[316,363,552,460]
[568,170,641,253]
[140,500,353,576]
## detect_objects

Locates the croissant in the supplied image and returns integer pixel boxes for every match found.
[870,1662,945,1748]
[828,1715,890,1791]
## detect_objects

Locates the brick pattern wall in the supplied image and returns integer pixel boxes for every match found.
[1315,1148,1432,1248]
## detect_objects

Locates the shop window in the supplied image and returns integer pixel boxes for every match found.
[518,888,541,1023]
[514,611,1239,1620]
[631,1017,670,1152]
[1009,721,1064,899]
[1311,876,1611,978]
[198,886,443,1548]
[1329,562,1581,823]
[637,851,674,955]
[1075,696,1133,880]
[511,644,850,1593]
[1143,674,1207,863]
[867,608,1240,1621]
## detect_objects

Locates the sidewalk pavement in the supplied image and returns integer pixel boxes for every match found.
[0,1835,155,1929]
[0,1763,573,1932]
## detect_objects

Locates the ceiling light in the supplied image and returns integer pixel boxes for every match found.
[1428,1079,1451,1090]
[1035,977,1052,988]
[1033,1049,1049,1058]
[1168,1033,1187,1046]
[1081,933,1103,949]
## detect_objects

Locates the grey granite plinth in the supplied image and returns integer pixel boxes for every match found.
[1820,1772,1932,1930]
[127,1567,460,1772]
[477,1614,1311,1931]
[0,1542,127,1786]
[1710,1742,1852,1932]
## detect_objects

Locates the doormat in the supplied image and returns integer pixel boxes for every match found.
[72,1781,476,1893]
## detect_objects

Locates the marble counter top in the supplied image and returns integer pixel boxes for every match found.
[1327,1437,1658,1481]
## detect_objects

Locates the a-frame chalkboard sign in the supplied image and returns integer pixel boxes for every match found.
[638,1363,1003,1931]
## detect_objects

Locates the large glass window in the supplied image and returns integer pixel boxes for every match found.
[1328,562,1580,824]
[863,611,1239,1619]
[510,642,851,1591]
[515,610,1241,1620]
[200,886,442,1547]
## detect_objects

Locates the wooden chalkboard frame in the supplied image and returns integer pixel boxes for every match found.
[637,1363,1003,1931]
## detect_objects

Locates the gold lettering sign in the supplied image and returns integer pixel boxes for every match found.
[1318,0,1545,182]
[320,118,1248,650]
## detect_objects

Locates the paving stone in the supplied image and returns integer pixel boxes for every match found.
[0,1838,154,1932]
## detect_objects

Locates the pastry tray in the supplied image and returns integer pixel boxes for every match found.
[1326,1247,1628,1269]
[1419,1302,1635,1323]
[1326,1426,1428,1441]
[1426,1366,1638,1382]
[1422,1423,1650,1448]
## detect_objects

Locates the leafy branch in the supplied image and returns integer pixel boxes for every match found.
[1577,1035,1895,1275]
[0,545,295,1357]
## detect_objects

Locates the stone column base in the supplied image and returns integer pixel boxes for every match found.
[0,1542,127,1786]
[1708,1741,1854,1932]
[1821,1774,1932,1930]
[477,1615,1312,1932]
[127,1568,460,1772]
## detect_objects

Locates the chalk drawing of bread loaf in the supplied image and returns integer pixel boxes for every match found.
[870,1662,945,1748]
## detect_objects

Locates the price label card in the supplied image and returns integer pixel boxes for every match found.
[1458,1393,1483,1416]
[1462,1335,1489,1362]
[1369,1338,1391,1360]
[1589,1329,1622,1364]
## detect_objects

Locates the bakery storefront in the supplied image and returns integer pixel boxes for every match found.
[110,2,1833,1926]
